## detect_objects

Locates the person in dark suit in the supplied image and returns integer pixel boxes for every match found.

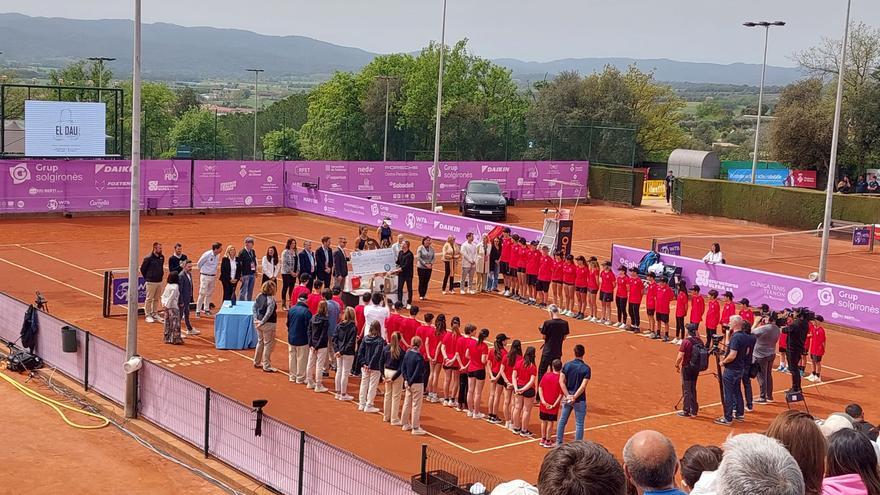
[333,237,349,290]
[178,260,199,336]
[315,236,333,288]
[298,240,316,290]
[220,244,242,304]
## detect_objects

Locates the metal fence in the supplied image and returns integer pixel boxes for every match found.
[0,292,414,495]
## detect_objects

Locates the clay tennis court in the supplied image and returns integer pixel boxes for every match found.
[0,202,877,485]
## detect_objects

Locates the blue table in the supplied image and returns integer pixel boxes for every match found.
[214,301,258,350]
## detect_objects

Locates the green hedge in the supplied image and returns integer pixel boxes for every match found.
[678,178,880,230]
[589,165,643,206]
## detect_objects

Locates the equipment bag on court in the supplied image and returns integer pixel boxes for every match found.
[689,338,710,372]
[638,251,660,275]
[7,348,43,373]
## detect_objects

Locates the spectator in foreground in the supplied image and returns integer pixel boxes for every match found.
[766,410,826,495]
[845,403,879,442]
[622,430,686,495]
[823,428,880,495]
[679,445,722,494]
[715,433,804,495]
[491,480,538,495]
[538,440,626,495]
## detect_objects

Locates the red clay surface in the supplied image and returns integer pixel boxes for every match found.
[0,369,224,495]
[0,203,877,485]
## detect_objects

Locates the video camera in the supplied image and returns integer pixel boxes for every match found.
[779,307,816,322]
[709,334,725,355]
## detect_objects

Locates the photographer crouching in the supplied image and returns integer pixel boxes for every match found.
[714,315,755,426]
[781,307,812,394]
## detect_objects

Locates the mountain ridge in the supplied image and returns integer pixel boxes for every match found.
[0,12,803,85]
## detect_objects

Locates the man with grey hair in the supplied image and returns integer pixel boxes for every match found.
[622,430,686,494]
[538,304,569,382]
[237,236,258,301]
[716,433,805,495]
[715,315,752,425]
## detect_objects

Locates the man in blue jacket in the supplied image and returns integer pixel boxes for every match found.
[400,336,429,436]
[287,294,312,384]
[178,260,199,336]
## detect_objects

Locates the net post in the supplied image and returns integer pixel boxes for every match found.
[650,238,657,251]
[420,444,428,484]
[870,225,876,254]
[771,235,775,255]
[298,430,306,495]
[102,271,111,318]
[84,331,90,391]
[203,387,211,458]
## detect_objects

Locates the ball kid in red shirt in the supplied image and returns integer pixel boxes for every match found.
[574,256,590,320]
[644,273,658,334]
[705,289,721,345]
[586,257,601,322]
[536,246,555,307]
[551,252,565,308]
[598,261,616,324]
[807,315,827,382]
[537,359,563,448]
[525,242,542,303]
[674,281,689,343]
[720,291,736,337]
[561,256,577,317]
[689,286,705,326]
[627,267,643,332]
[653,277,675,341]
[738,298,755,326]
[614,265,629,327]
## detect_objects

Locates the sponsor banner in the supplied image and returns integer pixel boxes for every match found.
[0,159,189,213]
[727,168,817,189]
[350,248,397,276]
[193,161,282,208]
[657,241,682,255]
[282,161,589,203]
[611,244,880,334]
[788,170,817,189]
[852,227,872,246]
[286,185,542,245]
[112,275,146,305]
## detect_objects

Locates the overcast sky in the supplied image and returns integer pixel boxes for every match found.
[2,1,877,67]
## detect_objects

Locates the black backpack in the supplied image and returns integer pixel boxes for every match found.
[688,337,710,372]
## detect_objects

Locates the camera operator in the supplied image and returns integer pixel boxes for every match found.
[751,309,781,403]
[781,308,810,393]
[714,315,752,426]
[675,323,703,418]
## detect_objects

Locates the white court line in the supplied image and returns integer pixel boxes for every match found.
[16,244,104,276]
[0,257,103,301]
[469,373,865,454]
[522,329,625,345]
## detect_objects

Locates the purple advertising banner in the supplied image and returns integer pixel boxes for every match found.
[111,275,146,306]
[286,185,542,245]
[283,160,589,203]
[611,244,880,334]
[192,160,283,208]
[0,159,190,213]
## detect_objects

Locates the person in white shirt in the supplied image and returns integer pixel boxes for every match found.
[475,234,490,293]
[262,246,280,284]
[702,243,723,264]
[196,242,222,317]
[391,234,404,260]
[363,292,390,340]
[460,232,478,294]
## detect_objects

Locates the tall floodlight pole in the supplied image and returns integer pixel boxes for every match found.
[246,68,264,160]
[818,0,852,282]
[87,56,116,103]
[743,21,785,184]
[376,75,396,161]
[125,0,142,420]
[430,0,447,211]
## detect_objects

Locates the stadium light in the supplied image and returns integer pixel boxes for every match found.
[818,0,852,282]
[375,75,398,162]
[430,0,448,211]
[87,57,116,103]
[125,0,142,419]
[246,68,264,161]
[743,20,785,184]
